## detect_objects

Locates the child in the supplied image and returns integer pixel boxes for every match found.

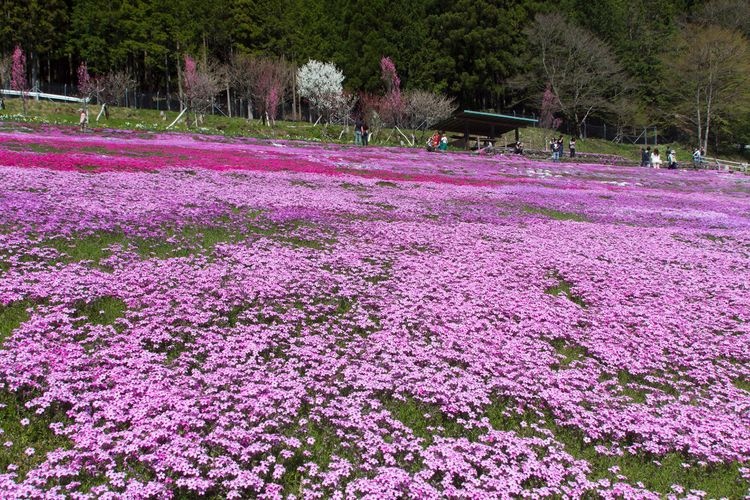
[438,132,448,152]
[79,109,88,132]
[426,131,441,152]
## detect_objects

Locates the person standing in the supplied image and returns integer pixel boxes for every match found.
[362,122,369,146]
[79,109,88,132]
[550,138,559,162]
[667,149,677,169]
[642,147,652,167]
[354,117,363,145]
[651,148,662,168]
[438,131,448,152]
[558,136,565,159]
[569,137,576,158]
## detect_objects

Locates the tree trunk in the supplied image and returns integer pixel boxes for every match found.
[176,43,184,111]
[226,85,231,118]
[696,89,702,150]
[703,87,713,154]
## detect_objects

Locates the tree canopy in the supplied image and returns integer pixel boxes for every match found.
[0,0,748,151]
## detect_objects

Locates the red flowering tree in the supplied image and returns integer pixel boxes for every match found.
[11,45,28,115]
[378,56,404,127]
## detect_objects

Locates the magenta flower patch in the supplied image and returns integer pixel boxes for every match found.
[0,126,748,498]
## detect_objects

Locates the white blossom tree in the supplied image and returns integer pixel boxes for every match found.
[297,59,345,123]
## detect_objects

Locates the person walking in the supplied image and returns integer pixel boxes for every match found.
[569,137,576,158]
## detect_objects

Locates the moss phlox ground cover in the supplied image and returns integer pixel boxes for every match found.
[0,127,749,498]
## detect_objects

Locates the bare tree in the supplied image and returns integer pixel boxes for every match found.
[666,25,750,152]
[228,54,257,120]
[93,71,134,121]
[525,13,630,136]
[182,55,222,128]
[402,90,455,131]
[695,0,750,37]
[0,54,11,110]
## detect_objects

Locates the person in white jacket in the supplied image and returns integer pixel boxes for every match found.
[651,148,662,168]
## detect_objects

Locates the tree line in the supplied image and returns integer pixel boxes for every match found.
[0,0,748,151]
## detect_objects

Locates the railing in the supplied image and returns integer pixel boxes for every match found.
[0,89,88,104]
[699,157,749,173]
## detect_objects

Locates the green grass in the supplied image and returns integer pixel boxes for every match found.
[0,391,72,481]
[0,301,32,343]
[544,272,588,308]
[733,378,750,392]
[550,422,746,497]
[549,339,590,369]
[381,394,485,446]
[523,205,587,222]
[3,98,719,162]
[73,296,127,329]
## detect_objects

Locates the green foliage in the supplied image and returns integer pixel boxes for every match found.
[523,205,587,223]
[73,296,127,328]
[0,301,31,343]
[0,391,72,481]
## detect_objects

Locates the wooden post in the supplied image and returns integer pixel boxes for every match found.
[515,128,519,144]
[464,125,469,150]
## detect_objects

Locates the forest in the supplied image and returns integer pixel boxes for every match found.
[1,0,749,152]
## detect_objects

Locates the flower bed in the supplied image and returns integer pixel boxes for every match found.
[0,126,749,498]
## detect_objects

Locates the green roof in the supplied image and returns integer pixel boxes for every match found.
[431,110,538,137]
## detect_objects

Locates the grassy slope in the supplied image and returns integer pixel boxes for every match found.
[0,98,695,163]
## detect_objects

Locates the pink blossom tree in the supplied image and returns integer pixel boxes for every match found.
[77,62,96,113]
[11,45,28,115]
[378,56,404,127]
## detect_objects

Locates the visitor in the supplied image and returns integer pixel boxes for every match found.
[558,136,565,159]
[354,117,363,146]
[569,137,576,158]
[641,147,651,167]
[362,121,369,146]
[651,148,662,169]
[692,147,702,168]
[550,138,559,162]
[79,109,88,132]
[667,149,677,169]
[427,131,441,152]
[514,141,524,155]
[438,131,448,152]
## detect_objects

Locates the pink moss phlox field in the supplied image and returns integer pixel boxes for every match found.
[0,126,749,498]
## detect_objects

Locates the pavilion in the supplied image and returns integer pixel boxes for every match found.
[431,110,538,149]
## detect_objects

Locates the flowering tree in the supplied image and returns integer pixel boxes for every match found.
[182,55,222,128]
[77,62,96,111]
[297,59,345,123]
[378,56,404,127]
[11,45,28,115]
[539,84,561,130]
